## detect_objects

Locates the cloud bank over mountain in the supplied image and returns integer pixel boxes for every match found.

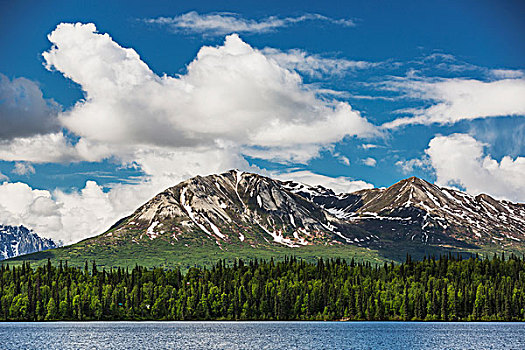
[0,23,376,243]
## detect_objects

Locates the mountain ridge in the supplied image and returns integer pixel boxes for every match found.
[7,170,525,268]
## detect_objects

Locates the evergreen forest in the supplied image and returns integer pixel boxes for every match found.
[1,254,524,321]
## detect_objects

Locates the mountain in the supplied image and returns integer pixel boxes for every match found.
[113,169,373,248]
[288,176,525,249]
[0,225,58,260]
[8,170,525,268]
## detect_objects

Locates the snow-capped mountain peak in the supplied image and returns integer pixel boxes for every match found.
[0,225,58,260]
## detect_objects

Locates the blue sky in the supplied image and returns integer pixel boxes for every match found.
[0,0,524,242]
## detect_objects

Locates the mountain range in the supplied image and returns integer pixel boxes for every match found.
[0,225,58,260]
[7,170,525,268]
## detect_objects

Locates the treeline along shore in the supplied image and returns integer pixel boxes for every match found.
[1,254,524,321]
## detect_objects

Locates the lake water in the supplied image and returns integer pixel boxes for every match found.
[0,321,524,349]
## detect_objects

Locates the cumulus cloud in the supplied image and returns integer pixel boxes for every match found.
[425,133,525,202]
[2,23,377,166]
[241,144,332,164]
[382,77,525,128]
[0,182,63,241]
[0,133,76,163]
[0,132,114,163]
[131,146,249,181]
[274,170,374,194]
[145,12,354,35]
[40,23,376,163]
[0,74,61,140]
[0,180,133,243]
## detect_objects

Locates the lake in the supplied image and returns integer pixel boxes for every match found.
[0,321,524,349]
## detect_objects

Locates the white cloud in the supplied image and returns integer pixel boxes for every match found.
[395,158,430,174]
[362,157,377,167]
[145,12,354,35]
[0,172,8,182]
[262,48,376,78]
[238,145,324,165]
[0,174,176,243]
[13,162,35,175]
[360,143,379,150]
[0,182,63,241]
[382,77,525,128]
[336,154,350,166]
[274,170,374,194]
[0,74,60,139]
[38,23,376,164]
[131,146,249,181]
[414,53,480,74]
[0,180,139,243]
[347,94,396,101]
[426,133,525,202]
[490,69,524,79]
[0,132,113,163]
[2,23,377,165]
[0,133,75,163]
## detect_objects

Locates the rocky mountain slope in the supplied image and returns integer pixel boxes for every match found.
[105,169,374,248]
[8,170,525,268]
[107,170,524,250]
[0,225,58,260]
[287,176,525,249]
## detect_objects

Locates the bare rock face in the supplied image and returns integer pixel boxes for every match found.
[0,225,58,260]
[105,170,525,251]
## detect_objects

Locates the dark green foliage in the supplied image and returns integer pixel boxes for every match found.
[1,254,524,321]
